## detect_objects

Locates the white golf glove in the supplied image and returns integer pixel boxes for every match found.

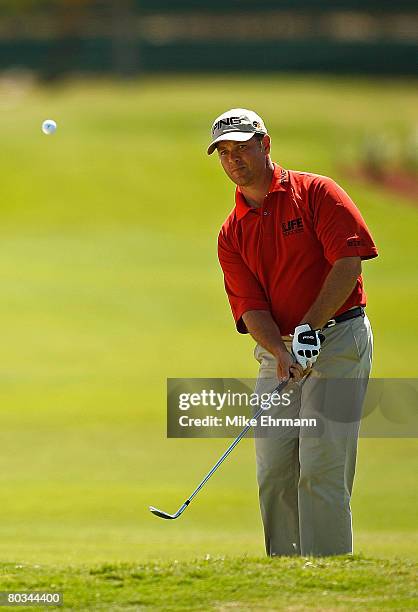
[292,324,325,369]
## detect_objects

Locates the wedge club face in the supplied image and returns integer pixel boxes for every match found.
[149,506,178,520]
[149,500,189,520]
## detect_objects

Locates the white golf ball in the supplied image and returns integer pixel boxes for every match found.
[41,119,57,135]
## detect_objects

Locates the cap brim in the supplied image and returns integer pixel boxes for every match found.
[207,131,255,155]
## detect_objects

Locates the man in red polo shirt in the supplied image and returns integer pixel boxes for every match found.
[209,108,378,557]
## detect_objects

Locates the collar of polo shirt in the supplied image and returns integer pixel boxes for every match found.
[234,164,289,220]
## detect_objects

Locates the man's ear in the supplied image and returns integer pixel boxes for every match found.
[262,134,271,155]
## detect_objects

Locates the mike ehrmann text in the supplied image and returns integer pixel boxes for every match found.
[178,416,317,428]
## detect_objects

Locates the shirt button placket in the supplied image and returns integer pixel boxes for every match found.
[263,207,274,238]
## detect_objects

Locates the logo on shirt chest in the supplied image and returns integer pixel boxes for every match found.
[282,216,304,236]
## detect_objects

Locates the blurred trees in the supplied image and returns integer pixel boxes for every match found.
[0,1,416,77]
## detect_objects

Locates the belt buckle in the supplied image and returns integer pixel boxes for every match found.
[326,318,336,328]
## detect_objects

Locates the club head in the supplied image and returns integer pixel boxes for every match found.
[149,500,189,520]
[149,506,178,520]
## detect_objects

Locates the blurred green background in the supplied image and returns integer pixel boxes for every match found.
[0,75,417,565]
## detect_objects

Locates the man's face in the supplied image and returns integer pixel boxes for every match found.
[216,135,270,187]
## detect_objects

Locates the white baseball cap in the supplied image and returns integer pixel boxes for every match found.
[207,108,267,155]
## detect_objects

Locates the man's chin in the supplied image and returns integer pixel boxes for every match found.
[229,173,251,187]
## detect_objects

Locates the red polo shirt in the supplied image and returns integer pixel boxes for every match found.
[218,164,378,335]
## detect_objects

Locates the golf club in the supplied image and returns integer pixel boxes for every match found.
[149,379,289,520]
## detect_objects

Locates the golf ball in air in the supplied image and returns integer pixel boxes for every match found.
[41,119,57,135]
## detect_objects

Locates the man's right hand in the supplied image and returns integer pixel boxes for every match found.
[240,310,310,383]
[274,347,306,383]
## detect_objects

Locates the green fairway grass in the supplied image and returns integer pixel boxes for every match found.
[1,556,417,611]
[0,75,417,607]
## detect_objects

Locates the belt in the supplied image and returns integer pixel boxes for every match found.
[323,306,365,329]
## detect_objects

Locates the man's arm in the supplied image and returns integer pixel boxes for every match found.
[242,256,362,379]
[242,310,304,382]
[300,256,362,329]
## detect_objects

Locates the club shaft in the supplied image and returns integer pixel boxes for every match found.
[186,381,287,505]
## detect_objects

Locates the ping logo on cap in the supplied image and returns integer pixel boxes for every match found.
[207,108,267,155]
[212,116,243,134]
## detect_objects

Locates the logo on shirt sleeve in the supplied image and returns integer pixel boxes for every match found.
[347,234,365,247]
[282,217,304,235]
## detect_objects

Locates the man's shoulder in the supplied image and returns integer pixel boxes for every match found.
[288,168,335,189]
[287,169,341,204]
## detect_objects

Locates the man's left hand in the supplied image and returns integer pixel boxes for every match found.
[292,324,324,369]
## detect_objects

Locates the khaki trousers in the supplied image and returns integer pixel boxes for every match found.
[254,315,373,557]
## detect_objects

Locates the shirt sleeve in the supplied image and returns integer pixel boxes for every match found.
[311,176,378,264]
[218,227,270,333]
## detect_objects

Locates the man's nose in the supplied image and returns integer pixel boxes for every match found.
[229,151,242,165]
